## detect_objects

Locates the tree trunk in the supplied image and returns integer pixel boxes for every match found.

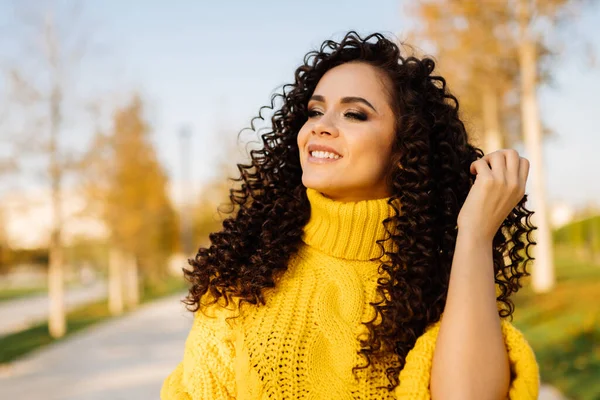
[108,247,124,315]
[48,230,65,338]
[47,44,66,338]
[518,0,555,293]
[124,253,140,309]
[482,84,503,154]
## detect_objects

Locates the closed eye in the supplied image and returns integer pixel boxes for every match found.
[345,111,367,121]
[307,109,367,121]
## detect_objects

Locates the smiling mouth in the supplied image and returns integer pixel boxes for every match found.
[307,151,343,163]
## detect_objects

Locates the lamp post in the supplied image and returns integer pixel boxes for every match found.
[179,126,194,257]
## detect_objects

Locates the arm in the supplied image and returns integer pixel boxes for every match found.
[160,294,238,400]
[393,231,539,400]
[430,230,509,399]
[394,313,539,400]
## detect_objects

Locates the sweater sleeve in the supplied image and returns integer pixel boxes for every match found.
[393,318,540,400]
[160,295,239,400]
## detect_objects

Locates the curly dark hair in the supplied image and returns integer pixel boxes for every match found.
[181,31,536,392]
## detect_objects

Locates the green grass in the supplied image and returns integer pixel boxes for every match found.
[0,282,90,303]
[512,248,600,400]
[0,275,187,365]
[0,300,113,364]
[140,275,189,302]
[0,286,48,303]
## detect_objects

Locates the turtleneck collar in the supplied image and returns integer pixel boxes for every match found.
[301,187,398,261]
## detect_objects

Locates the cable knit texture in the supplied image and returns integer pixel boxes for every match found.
[161,187,540,399]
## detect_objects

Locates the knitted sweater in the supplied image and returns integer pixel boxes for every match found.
[161,187,540,399]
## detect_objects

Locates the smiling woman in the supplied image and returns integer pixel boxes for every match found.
[298,62,397,202]
[161,31,540,400]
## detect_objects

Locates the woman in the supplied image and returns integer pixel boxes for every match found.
[161,31,539,399]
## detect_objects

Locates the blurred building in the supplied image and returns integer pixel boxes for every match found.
[550,201,576,229]
[0,188,109,250]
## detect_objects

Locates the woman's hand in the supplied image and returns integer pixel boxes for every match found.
[457,149,530,243]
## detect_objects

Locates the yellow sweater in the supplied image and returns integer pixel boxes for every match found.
[161,187,540,399]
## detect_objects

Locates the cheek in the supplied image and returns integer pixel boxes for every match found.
[348,133,389,160]
[348,136,393,176]
[367,145,390,169]
[297,124,310,148]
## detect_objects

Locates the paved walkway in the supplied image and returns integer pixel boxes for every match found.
[0,282,107,336]
[539,385,569,400]
[0,292,192,400]
[0,291,567,399]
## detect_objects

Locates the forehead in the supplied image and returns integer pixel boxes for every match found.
[312,62,388,102]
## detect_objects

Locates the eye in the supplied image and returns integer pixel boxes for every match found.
[307,109,322,118]
[307,109,367,121]
[345,111,367,121]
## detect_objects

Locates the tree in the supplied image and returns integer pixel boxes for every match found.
[509,0,587,292]
[0,207,12,276]
[192,168,235,249]
[515,0,559,293]
[0,2,100,338]
[408,2,529,154]
[0,70,23,178]
[407,0,590,293]
[81,95,178,308]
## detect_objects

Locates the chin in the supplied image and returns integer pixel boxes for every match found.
[302,178,340,198]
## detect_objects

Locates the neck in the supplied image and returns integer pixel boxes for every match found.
[301,187,399,261]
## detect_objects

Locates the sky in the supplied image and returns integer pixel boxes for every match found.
[0,0,599,210]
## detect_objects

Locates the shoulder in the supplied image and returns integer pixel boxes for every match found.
[191,291,245,330]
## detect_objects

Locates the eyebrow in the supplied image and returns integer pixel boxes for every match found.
[309,94,379,114]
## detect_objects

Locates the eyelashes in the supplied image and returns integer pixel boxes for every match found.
[307,109,368,121]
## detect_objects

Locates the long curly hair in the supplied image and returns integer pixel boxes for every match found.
[182,31,536,392]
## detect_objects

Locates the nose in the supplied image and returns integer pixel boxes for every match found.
[312,112,339,137]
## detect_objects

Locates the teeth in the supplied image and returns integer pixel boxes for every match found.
[310,151,340,159]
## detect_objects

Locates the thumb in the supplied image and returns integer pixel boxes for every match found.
[470,161,477,175]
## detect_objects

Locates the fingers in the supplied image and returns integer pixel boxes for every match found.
[504,149,521,186]
[470,150,504,179]
[470,149,529,190]
[519,157,530,188]
[487,151,507,183]
[469,158,493,179]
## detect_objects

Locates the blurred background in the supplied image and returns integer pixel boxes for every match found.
[0,1,598,399]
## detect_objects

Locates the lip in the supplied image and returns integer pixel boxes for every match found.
[306,143,343,164]
[307,143,343,157]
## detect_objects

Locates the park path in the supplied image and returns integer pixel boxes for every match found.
[0,281,107,337]
[0,290,567,399]
[0,291,192,400]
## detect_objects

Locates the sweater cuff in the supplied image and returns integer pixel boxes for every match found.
[160,362,192,400]
[394,319,540,399]
[502,319,540,399]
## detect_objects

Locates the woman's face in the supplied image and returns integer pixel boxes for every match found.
[297,62,397,202]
